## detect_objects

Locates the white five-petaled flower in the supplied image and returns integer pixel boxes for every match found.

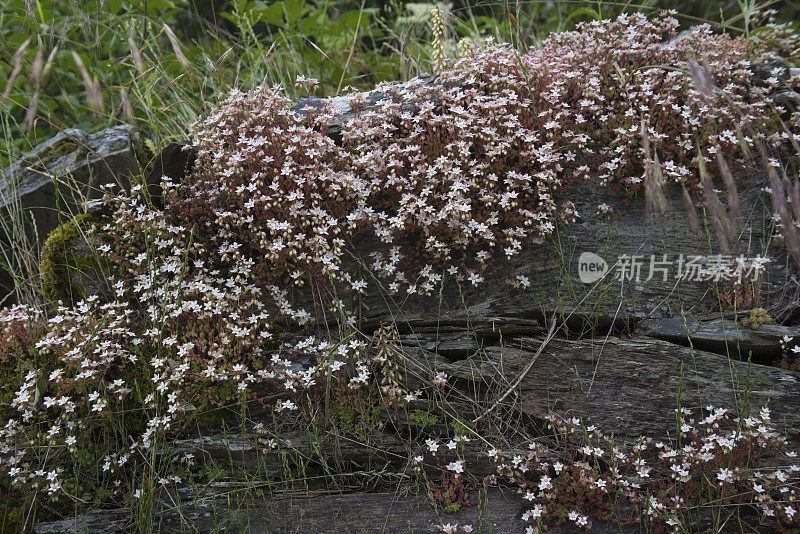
[446,460,464,474]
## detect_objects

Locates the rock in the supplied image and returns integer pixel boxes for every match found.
[637,317,800,364]
[0,125,144,302]
[0,125,143,238]
[159,488,533,533]
[426,335,800,447]
[265,81,798,330]
[342,164,796,333]
[143,142,196,206]
[169,428,408,479]
[290,75,435,146]
[401,331,482,360]
[34,487,645,534]
[33,508,128,534]
[99,80,799,328]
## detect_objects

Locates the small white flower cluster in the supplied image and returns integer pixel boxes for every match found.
[438,523,473,533]
[484,404,799,531]
[184,12,798,300]
[0,183,421,503]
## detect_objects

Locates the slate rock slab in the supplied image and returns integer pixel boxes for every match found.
[0,125,143,238]
[428,335,800,447]
[0,125,144,300]
[637,317,800,364]
[35,488,645,534]
[346,168,796,332]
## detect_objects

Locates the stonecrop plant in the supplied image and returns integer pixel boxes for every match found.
[1,10,800,531]
[189,11,798,297]
[491,406,800,532]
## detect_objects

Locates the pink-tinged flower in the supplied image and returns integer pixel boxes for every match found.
[447,460,465,474]
[717,468,734,484]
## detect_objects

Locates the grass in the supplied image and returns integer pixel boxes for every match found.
[1,1,800,533]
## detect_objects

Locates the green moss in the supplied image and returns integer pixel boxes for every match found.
[444,501,462,514]
[40,213,109,306]
[13,138,86,182]
[0,360,21,422]
[450,419,470,437]
[332,391,382,439]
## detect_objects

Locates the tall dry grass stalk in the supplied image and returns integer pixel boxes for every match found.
[698,150,738,253]
[641,119,667,217]
[70,50,104,116]
[127,32,145,76]
[163,23,190,71]
[2,39,31,101]
[681,180,703,236]
[769,166,800,268]
[715,147,742,221]
[119,87,133,123]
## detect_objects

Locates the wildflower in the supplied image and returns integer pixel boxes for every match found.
[433,372,448,386]
[717,468,734,484]
[447,460,465,474]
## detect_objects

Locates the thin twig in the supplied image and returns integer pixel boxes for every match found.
[472,314,557,424]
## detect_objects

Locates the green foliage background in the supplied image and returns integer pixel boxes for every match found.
[0,0,798,166]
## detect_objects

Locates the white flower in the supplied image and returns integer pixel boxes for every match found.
[717,468,734,484]
[521,505,543,521]
[597,203,613,214]
[446,460,464,474]
[515,275,530,288]
[351,279,367,292]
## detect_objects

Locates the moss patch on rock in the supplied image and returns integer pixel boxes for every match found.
[39,213,111,306]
